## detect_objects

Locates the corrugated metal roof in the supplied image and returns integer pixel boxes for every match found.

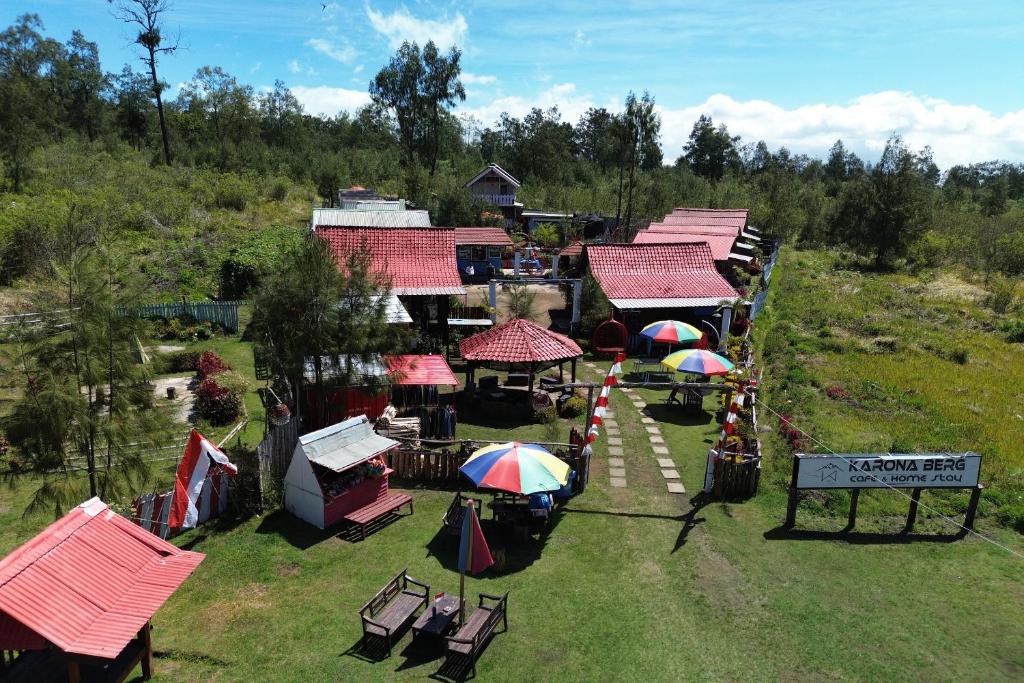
[340,199,406,211]
[586,243,739,303]
[0,498,204,659]
[728,252,754,262]
[312,208,432,228]
[460,318,582,363]
[384,355,459,386]
[300,416,399,472]
[454,227,514,246]
[609,297,737,309]
[302,355,388,382]
[318,227,465,295]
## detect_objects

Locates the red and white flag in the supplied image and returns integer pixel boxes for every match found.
[169,429,237,529]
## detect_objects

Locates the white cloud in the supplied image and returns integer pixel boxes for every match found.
[462,72,497,86]
[291,85,372,118]
[288,60,302,74]
[574,30,591,47]
[307,37,357,64]
[353,64,365,75]
[250,61,263,74]
[465,83,607,129]
[365,4,468,50]
[655,91,1024,168]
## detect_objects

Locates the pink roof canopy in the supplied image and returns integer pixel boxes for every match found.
[384,354,459,386]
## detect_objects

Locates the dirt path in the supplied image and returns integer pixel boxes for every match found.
[463,283,568,328]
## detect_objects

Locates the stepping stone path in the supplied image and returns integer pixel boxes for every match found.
[603,416,627,489]
[615,385,687,495]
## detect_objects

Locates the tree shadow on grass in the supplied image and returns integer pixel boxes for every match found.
[254,509,341,549]
[763,525,966,545]
[672,492,710,553]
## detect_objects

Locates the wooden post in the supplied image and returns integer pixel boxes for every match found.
[904,488,923,532]
[964,484,984,530]
[583,385,596,438]
[846,489,860,531]
[67,660,81,683]
[784,455,801,528]
[141,621,154,680]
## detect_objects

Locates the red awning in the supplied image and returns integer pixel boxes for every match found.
[384,355,460,386]
[0,498,204,659]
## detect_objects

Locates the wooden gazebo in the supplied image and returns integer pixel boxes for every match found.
[459,318,582,392]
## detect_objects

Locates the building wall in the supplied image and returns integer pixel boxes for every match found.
[284,450,326,528]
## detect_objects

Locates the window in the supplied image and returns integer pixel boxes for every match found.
[457,246,471,259]
[472,246,487,261]
[487,247,502,259]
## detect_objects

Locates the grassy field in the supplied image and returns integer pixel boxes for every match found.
[2,252,1024,681]
[755,249,1024,529]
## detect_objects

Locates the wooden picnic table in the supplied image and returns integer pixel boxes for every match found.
[411,595,461,642]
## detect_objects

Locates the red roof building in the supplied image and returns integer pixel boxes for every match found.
[318,227,465,296]
[384,354,459,386]
[0,498,203,679]
[459,318,582,390]
[453,227,514,247]
[632,231,738,261]
[586,243,739,310]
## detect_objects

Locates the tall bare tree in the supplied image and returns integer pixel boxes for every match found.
[109,0,178,165]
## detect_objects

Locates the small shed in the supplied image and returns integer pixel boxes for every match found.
[0,498,204,682]
[384,354,460,439]
[454,227,514,280]
[284,416,400,529]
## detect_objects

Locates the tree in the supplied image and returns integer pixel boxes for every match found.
[617,92,661,233]
[53,30,107,141]
[2,224,169,516]
[369,40,465,176]
[250,236,405,427]
[981,176,1009,216]
[505,283,537,322]
[110,0,178,165]
[682,114,741,180]
[177,66,256,169]
[112,64,152,150]
[832,135,930,268]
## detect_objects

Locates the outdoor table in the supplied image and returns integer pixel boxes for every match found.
[412,595,461,644]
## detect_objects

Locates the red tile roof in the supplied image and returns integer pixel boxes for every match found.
[318,227,464,295]
[0,498,204,659]
[586,243,739,303]
[660,208,748,231]
[559,241,584,257]
[454,227,514,246]
[632,231,737,260]
[460,318,582,363]
[671,208,749,217]
[384,354,459,386]
[648,221,741,234]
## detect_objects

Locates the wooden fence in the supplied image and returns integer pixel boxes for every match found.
[257,418,301,486]
[711,455,761,499]
[126,300,243,332]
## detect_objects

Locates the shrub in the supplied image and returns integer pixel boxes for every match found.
[196,350,230,379]
[533,223,560,248]
[213,175,247,211]
[167,349,201,373]
[0,433,8,457]
[995,501,1024,533]
[196,378,242,426]
[559,394,587,418]
[1001,319,1024,343]
[533,405,557,424]
[949,347,969,365]
[985,275,1018,314]
[266,177,289,202]
[824,385,848,400]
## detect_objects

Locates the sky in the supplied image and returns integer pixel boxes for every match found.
[14,0,1024,168]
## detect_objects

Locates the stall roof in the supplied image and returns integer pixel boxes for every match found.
[559,241,584,258]
[384,354,459,386]
[303,355,388,382]
[312,208,431,229]
[318,227,465,296]
[0,498,204,659]
[454,227,514,247]
[300,415,399,472]
[586,243,739,310]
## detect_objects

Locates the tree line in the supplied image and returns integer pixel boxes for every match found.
[1,10,1022,278]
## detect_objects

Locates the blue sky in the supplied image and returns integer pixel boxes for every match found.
[15,1,1024,167]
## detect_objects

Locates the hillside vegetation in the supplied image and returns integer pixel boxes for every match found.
[757,249,1024,529]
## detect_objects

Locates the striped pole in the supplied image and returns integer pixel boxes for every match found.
[588,352,625,444]
[704,382,746,493]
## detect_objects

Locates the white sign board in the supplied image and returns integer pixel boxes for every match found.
[796,453,982,489]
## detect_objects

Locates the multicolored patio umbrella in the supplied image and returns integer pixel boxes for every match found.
[639,320,703,345]
[661,349,735,376]
[460,442,570,495]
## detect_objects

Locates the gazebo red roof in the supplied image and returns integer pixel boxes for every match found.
[384,354,459,386]
[318,227,465,295]
[454,227,514,246]
[459,318,582,363]
[0,498,204,659]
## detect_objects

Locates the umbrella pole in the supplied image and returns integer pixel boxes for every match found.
[459,500,475,627]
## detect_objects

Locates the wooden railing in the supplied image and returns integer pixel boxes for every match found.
[471,192,517,206]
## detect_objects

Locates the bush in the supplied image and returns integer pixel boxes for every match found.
[533,222,560,248]
[985,275,1018,314]
[196,378,243,426]
[266,177,289,202]
[559,394,587,418]
[533,405,557,424]
[996,501,1024,533]
[167,349,201,373]
[196,350,230,379]
[1001,319,1024,343]
[213,175,247,211]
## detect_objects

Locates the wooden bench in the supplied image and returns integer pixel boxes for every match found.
[359,569,429,657]
[445,593,509,676]
[441,492,479,537]
[344,491,413,541]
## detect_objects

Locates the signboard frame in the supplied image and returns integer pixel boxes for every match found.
[784,452,985,533]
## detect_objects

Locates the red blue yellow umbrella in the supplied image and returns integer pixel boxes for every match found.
[460,442,570,495]
[661,349,735,376]
[640,320,703,345]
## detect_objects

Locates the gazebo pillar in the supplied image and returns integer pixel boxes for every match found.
[559,361,564,383]
[571,358,577,382]
[528,362,535,394]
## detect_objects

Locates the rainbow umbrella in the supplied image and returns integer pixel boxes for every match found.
[460,442,570,495]
[661,349,735,376]
[640,320,703,345]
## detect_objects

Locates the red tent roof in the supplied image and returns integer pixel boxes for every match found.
[586,243,739,307]
[454,227,514,246]
[318,227,465,295]
[632,231,736,260]
[384,354,459,386]
[460,318,582,363]
[0,498,204,659]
